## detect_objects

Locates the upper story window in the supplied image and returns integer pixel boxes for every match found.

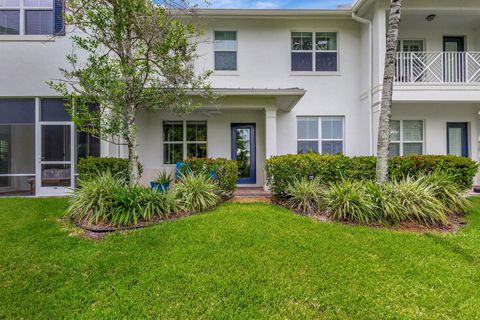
[0,0,63,36]
[291,31,338,72]
[297,116,344,154]
[389,120,424,157]
[0,0,20,34]
[397,39,424,52]
[214,31,237,71]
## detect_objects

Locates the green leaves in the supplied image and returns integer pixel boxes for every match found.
[266,154,479,196]
[68,171,178,227]
[49,0,212,184]
[173,172,221,212]
[285,178,324,214]
[180,158,239,197]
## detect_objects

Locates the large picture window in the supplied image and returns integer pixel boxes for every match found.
[163,121,207,164]
[389,120,424,156]
[291,31,338,72]
[214,31,237,71]
[297,116,344,154]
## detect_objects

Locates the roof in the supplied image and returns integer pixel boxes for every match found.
[197,88,306,112]
[195,8,352,18]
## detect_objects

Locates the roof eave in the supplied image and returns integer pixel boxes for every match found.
[195,8,352,18]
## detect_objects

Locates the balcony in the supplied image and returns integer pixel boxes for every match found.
[395,52,480,84]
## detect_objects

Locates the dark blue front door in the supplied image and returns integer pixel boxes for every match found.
[231,124,256,184]
[447,122,468,157]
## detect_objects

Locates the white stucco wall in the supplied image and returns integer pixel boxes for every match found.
[136,108,266,186]
[392,103,479,160]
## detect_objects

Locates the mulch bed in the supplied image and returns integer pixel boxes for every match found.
[71,199,230,240]
[272,197,467,234]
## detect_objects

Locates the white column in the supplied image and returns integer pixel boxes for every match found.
[265,106,277,159]
[34,97,41,195]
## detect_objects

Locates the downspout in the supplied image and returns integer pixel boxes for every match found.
[352,11,374,156]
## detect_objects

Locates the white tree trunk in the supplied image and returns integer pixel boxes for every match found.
[376,0,402,184]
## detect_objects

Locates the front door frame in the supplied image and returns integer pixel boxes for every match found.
[446,122,469,158]
[231,123,256,184]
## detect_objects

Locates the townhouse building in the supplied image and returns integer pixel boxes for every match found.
[1,0,480,195]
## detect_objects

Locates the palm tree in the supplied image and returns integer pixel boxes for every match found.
[376,0,403,184]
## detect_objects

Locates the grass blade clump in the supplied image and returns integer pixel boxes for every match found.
[285,178,324,214]
[393,176,448,225]
[67,171,121,224]
[416,173,469,215]
[68,171,179,227]
[174,172,220,212]
[324,180,378,224]
[364,181,405,224]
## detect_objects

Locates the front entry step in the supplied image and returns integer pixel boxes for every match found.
[231,187,272,203]
[234,187,271,197]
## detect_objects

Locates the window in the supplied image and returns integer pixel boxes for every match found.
[389,120,424,156]
[214,31,237,71]
[77,132,100,160]
[25,9,52,34]
[291,31,338,72]
[297,116,344,154]
[0,0,59,36]
[41,98,71,121]
[397,39,424,52]
[0,9,20,34]
[163,121,207,164]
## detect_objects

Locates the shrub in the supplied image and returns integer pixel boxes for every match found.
[110,186,177,226]
[174,172,220,212]
[322,176,465,226]
[416,173,469,215]
[180,158,238,197]
[393,177,448,225]
[285,178,324,214]
[266,154,478,195]
[363,181,405,224]
[324,180,379,224]
[78,156,143,184]
[389,155,478,190]
[67,171,121,225]
[68,171,177,227]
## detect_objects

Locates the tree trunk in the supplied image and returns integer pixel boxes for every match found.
[376,0,402,184]
[126,107,139,186]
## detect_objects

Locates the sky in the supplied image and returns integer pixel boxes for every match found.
[198,0,352,9]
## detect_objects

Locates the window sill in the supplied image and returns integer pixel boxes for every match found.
[0,35,56,42]
[290,71,341,76]
[212,71,240,76]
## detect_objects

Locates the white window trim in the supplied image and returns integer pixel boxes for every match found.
[297,116,345,154]
[0,0,53,36]
[213,30,238,73]
[290,30,340,74]
[398,39,426,52]
[390,119,425,156]
[162,120,208,165]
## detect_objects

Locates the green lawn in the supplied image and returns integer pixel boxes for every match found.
[1,198,480,319]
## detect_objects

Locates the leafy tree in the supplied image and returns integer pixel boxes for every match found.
[49,0,212,185]
[376,0,402,184]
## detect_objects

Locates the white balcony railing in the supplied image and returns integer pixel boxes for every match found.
[395,52,480,84]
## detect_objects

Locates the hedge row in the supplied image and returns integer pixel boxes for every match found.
[180,157,239,197]
[265,154,478,195]
[78,156,143,183]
